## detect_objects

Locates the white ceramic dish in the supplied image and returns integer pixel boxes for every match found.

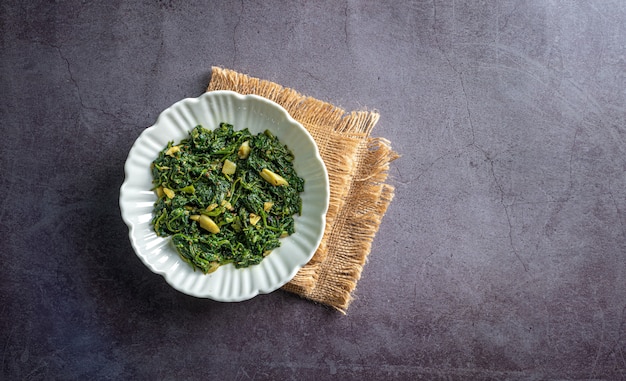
[119,90,329,302]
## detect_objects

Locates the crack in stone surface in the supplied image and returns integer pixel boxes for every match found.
[232,0,243,68]
[343,2,349,47]
[432,1,479,150]
[432,1,528,271]
[487,155,529,272]
[49,43,133,125]
[607,189,626,236]
[394,151,457,185]
[458,75,476,145]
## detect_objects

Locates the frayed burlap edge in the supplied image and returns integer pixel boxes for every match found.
[207,67,399,313]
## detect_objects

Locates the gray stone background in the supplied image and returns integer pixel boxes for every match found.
[2,1,625,380]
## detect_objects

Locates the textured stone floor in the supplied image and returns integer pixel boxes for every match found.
[2,1,625,380]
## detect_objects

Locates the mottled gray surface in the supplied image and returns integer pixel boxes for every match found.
[2,1,625,380]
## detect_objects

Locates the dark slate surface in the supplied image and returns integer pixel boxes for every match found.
[2,1,625,380]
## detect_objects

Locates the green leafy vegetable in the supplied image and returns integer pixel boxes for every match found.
[151,123,304,273]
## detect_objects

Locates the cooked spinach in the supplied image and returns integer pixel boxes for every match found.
[151,123,304,273]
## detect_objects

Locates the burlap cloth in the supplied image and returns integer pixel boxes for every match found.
[207,67,399,313]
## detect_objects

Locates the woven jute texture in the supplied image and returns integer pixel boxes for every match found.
[207,67,398,313]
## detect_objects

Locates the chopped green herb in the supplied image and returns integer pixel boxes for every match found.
[151,123,304,273]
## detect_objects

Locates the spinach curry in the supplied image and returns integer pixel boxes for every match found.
[151,123,304,273]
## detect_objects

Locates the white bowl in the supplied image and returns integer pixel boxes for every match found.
[120,90,329,302]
